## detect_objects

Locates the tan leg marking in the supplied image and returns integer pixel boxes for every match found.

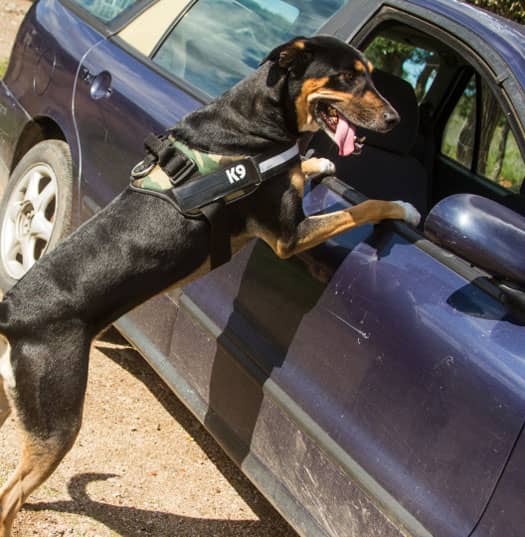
[268,199,408,259]
[0,434,75,537]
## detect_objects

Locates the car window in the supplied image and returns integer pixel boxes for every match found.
[68,0,141,23]
[441,74,525,194]
[152,0,349,98]
[364,33,439,103]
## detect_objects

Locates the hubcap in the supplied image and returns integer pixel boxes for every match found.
[1,164,58,280]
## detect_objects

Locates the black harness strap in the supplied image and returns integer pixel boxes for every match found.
[131,133,300,269]
[143,133,197,184]
[201,200,232,269]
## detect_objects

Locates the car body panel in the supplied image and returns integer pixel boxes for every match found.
[472,426,525,537]
[182,181,525,537]
[73,37,201,211]
[1,1,525,536]
[0,0,105,201]
[0,82,30,187]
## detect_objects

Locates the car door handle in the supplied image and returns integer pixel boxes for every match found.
[80,68,113,100]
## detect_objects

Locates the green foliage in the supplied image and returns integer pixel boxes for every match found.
[464,0,525,24]
[365,37,436,101]
[0,59,7,79]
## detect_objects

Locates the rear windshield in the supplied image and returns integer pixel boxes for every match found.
[67,0,142,23]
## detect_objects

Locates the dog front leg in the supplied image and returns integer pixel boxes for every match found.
[300,157,335,176]
[271,199,420,259]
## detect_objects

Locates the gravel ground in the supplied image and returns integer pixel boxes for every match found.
[0,2,298,535]
[1,329,297,536]
[0,1,32,60]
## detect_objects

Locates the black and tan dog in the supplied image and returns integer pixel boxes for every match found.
[0,36,419,534]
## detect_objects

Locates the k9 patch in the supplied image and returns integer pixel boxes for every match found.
[170,157,262,215]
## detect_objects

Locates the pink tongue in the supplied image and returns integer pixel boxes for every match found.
[335,116,356,157]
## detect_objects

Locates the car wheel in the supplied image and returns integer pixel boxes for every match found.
[0,140,73,291]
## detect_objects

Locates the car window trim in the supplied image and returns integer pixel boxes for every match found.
[472,72,482,173]
[111,0,163,33]
[150,0,198,59]
[58,0,158,36]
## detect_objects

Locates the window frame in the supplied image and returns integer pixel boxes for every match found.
[352,6,525,163]
[59,0,158,35]
[439,69,524,196]
[352,6,525,200]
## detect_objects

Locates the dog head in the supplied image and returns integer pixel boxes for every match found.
[262,36,400,156]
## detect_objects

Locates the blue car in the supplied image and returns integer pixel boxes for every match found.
[1,0,525,535]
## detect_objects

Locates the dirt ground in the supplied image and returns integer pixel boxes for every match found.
[1,329,296,536]
[0,1,32,60]
[0,1,297,536]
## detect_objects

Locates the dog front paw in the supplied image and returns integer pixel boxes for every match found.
[318,158,335,175]
[394,201,421,227]
[301,157,336,176]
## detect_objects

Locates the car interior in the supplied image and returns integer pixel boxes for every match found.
[123,0,525,228]
[313,21,525,224]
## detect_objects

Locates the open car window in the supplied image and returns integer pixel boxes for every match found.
[441,74,525,195]
[363,28,440,104]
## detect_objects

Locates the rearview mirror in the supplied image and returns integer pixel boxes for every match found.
[424,194,525,288]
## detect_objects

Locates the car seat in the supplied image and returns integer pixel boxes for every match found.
[312,69,429,217]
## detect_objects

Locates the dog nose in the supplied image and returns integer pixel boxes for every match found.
[383,109,400,129]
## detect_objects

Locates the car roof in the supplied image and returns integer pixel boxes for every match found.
[403,0,525,87]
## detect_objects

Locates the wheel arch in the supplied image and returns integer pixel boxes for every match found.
[10,116,68,176]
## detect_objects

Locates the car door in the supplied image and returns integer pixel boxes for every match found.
[159,4,525,537]
[70,0,200,213]
[69,0,525,536]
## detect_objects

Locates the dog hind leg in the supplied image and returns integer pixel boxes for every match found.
[0,327,90,537]
[0,430,76,536]
[0,337,13,430]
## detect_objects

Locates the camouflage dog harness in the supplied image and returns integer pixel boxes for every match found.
[129,133,300,267]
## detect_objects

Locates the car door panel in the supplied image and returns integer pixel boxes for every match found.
[168,243,419,537]
[177,181,525,537]
[472,426,525,537]
[72,36,203,350]
[73,38,202,210]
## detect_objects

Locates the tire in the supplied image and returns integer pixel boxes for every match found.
[0,140,73,291]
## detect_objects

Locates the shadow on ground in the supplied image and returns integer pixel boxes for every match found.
[26,472,278,537]
[23,327,296,536]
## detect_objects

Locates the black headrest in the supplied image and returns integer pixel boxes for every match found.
[359,69,419,155]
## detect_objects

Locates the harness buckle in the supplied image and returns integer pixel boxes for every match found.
[131,159,156,179]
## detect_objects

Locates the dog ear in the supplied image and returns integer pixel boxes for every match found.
[260,37,312,73]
